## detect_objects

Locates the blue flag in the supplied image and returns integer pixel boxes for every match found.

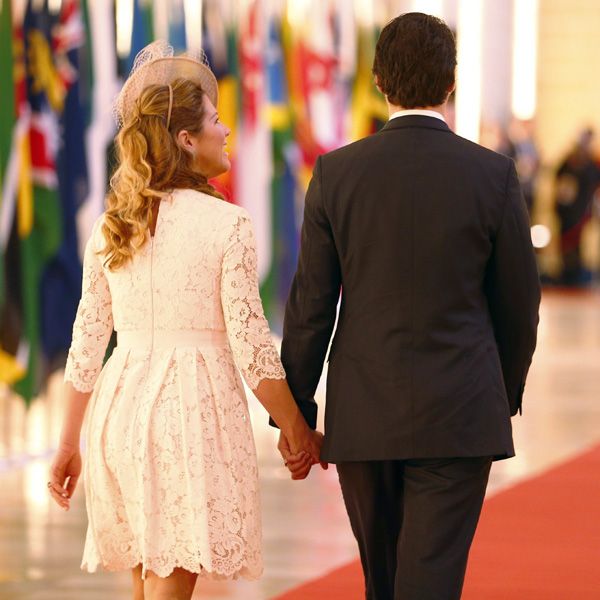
[169,0,187,52]
[126,0,154,73]
[40,0,89,367]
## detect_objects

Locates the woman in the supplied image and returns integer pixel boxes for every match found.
[48,41,322,600]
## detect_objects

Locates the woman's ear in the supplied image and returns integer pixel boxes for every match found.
[176,129,195,154]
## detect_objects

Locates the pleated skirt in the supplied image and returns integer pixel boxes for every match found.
[80,342,263,580]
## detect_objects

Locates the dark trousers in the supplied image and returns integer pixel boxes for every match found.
[337,457,492,600]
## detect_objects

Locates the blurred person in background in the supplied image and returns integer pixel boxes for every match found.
[481,119,540,216]
[278,12,540,600]
[480,121,516,158]
[47,41,323,600]
[554,127,600,285]
[509,118,540,215]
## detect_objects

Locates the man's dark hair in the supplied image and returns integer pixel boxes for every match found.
[372,12,456,108]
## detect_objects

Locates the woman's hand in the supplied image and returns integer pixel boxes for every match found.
[48,444,82,510]
[251,377,328,478]
[278,430,328,480]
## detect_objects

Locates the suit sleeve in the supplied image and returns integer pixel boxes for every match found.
[485,160,541,416]
[271,156,342,429]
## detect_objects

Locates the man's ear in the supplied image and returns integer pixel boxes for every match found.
[374,74,384,95]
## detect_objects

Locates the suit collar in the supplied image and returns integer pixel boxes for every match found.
[381,115,452,133]
[389,109,446,122]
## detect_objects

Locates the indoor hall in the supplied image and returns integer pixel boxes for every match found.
[1,289,600,598]
[2,0,600,598]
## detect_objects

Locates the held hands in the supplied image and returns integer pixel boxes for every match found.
[278,429,328,480]
[48,443,82,511]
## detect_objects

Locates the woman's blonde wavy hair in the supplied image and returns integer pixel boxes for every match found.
[101,78,224,270]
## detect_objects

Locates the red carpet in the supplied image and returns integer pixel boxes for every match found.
[275,444,600,599]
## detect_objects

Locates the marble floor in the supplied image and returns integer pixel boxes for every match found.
[1,288,599,599]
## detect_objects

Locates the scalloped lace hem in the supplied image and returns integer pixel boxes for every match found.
[248,370,287,390]
[63,373,96,394]
[81,557,262,581]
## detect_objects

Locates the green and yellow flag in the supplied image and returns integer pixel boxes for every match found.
[0,0,26,385]
[0,0,16,305]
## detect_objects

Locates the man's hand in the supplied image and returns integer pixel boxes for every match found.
[278,431,328,480]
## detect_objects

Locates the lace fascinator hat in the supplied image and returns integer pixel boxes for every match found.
[113,40,219,128]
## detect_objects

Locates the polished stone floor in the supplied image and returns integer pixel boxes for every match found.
[1,289,599,599]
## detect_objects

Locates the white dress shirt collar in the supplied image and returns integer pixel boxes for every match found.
[389,109,446,122]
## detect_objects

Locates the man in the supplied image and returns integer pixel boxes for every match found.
[277,12,540,600]
[554,128,600,285]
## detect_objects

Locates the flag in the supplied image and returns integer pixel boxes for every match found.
[0,0,23,383]
[282,9,329,191]
[1,20,34,391]
[235,1,272,287]
[0,0,16,307]
[40,0,90,369]
[350,27,388,141]
[260,15,300,330]
[297,3,339,152]
[169,0,187,52]
[127,0,154,73]
[9,1,66,402]
[203,2,239,201]
[83,0,119,226]
[332,0,357,141]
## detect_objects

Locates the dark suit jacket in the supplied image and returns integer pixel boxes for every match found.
[279,115,541,462]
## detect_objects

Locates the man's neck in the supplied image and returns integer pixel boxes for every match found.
[387,102,447,119]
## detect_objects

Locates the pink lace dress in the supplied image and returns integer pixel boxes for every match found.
[64,189,286,579]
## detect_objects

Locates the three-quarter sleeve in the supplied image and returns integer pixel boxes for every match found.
[64,219,114,392]
[221,212,286,390]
